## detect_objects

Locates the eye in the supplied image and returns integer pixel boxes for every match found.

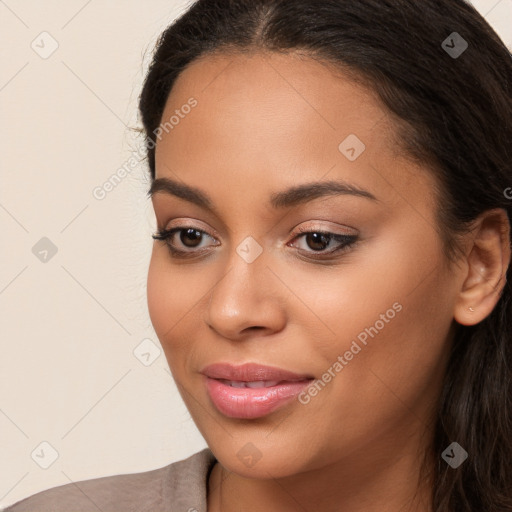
[288,226,358,258]
[152,224,359,260]
[152,226,218,257]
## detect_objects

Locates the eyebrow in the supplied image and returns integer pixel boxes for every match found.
[147,177,378,214]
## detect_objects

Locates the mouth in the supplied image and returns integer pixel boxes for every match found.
[200,361,314,382]
[217,379,291,388]
[200,362,314,419]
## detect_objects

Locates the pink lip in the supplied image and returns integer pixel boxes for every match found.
[201,363,314,419]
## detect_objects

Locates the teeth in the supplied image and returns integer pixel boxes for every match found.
[222,380,281,388]
[246,380,280,388]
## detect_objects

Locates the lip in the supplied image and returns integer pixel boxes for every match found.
[201,362,313,382]
[201,362,314,419]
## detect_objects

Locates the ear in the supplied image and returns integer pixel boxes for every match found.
[454,208,511,326]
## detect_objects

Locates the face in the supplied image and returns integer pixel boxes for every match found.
[147,51,460,479]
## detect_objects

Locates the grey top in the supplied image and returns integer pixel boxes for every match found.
[3,448,217,512]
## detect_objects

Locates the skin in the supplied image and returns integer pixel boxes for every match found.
[146,51,510,512]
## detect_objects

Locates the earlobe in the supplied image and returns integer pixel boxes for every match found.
[454,208,511,326]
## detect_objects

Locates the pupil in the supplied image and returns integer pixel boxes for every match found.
[181,228,202,247]
[307,232,330,251]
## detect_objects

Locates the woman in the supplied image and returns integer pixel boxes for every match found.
[5,0,512,511]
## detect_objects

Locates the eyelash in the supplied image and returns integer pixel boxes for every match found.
[152,224,358,261]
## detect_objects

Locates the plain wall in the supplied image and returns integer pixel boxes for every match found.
[0,0,510,508]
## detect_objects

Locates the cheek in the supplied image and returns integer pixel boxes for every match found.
[146,250,212,368]
[302,233,454,410]
[327,262,453,422]
[147,253,172,337]
[147,253,191,353]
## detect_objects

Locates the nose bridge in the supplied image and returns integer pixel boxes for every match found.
[204,234,286,337]
[212,234,268,310]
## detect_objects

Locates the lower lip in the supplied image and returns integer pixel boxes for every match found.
[204,377,312,419]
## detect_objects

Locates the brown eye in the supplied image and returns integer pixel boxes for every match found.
[304,232,332,251]
[289,228,358,259]
[152,226,218,257]
[180,228,203,247]
[152,225,357,261]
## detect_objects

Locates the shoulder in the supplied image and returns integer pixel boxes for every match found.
[3,448,216,512]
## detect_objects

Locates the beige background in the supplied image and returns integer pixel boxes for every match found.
[1,0,511,508]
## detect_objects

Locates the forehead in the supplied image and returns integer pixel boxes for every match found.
[159,50,392,147]
[153,51,436,218]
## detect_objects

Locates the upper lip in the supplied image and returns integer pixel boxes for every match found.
[200,362,314,382]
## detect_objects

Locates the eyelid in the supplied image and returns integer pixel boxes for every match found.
[158,219,357,243]
[162,219,220,237]
[292,221,358,237]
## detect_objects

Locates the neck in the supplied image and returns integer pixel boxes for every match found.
[207,426,435,512]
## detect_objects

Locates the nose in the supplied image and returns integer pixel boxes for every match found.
[203,244,287,341]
